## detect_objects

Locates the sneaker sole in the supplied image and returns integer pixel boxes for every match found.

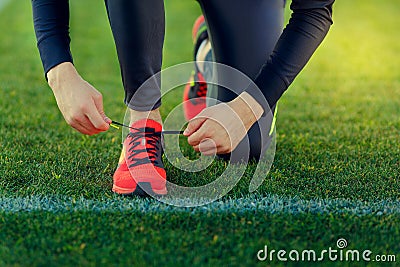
[112,182,167,197]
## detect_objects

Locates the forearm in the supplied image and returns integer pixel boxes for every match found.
[246,0,335,110]
[31,0,73,77]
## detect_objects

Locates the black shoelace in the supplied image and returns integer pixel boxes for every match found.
[126,128,162,168]
[111,120,184,135]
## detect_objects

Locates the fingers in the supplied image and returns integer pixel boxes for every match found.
[183,116,207,136]
[75,119,100,135]
[187,120,231,155]
[74,92,110,135]
[92,91,112,125]
[185,110,210,147]
[184,104,236,155]
[65,99,110,135]
[86,102,110,132]
[198,139,217,156]
[67,113,101,136]
[187,119,212,147]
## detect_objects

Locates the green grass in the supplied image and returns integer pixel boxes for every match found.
[0,0,399,266]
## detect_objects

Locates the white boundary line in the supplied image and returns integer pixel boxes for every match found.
[0,195,399,215]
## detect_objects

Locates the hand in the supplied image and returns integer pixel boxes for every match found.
[47,62,111,135]
[183,92,264,155]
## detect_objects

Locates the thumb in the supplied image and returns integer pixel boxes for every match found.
[183,117,207,136]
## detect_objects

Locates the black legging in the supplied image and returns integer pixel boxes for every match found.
[197,0,285,161]
[105,0,285,160]
[104,0,165,112]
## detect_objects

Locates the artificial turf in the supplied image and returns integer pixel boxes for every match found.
[0,0,399,266]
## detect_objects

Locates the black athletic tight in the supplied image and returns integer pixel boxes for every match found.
[196,0,285,161]
[104,0,165,112]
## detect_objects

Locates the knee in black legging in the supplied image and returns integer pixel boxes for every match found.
[196,0,283,161]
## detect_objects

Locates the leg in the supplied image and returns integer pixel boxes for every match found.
[197,0,285,160]
[105,0,164,122]
[105,0,166,196]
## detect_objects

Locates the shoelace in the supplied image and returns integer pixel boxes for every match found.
[196,79,208,98]
[189,73,208,104]
[110,120,184,135]
[126,127,162,168]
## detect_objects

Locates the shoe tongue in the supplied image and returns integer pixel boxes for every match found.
[130,119,162,133]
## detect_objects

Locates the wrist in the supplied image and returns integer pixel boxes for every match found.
[228,92,264,131]
[47,62,77,90]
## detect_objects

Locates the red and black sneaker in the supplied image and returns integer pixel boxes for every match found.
[112,119,167,196]
[191,15,208,48]
[183,70,208,121]
[183,15,209,121]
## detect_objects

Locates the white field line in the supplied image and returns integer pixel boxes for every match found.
[0,195,399,215]
[0,0,10,12]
